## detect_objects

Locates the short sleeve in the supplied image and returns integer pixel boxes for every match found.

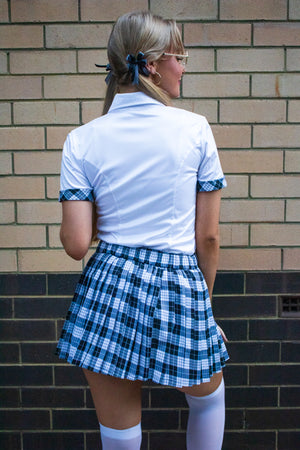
[197,119,227,192]
[59,132,94,202]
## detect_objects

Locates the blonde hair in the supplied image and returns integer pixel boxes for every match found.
[102,11,185,114]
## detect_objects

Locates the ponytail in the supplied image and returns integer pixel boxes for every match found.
[101,11,184,114]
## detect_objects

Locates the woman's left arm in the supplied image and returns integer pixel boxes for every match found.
[60,200,93,260]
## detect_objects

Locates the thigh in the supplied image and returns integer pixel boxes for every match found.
[176,371,223,397]
[83,369,143,429]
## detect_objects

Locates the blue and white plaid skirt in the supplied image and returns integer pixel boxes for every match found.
[56,241,229,387]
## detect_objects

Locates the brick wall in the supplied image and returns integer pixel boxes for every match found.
[0,1,299,449]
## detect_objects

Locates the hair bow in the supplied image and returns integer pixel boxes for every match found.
[126,52,150,85]
[95,63,113,84]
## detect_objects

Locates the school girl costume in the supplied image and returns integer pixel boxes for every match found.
[56,91,229,388]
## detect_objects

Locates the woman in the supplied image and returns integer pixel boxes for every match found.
[56,10,229,450]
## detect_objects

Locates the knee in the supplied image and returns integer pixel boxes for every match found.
[185,378,225,410]
[178,372,223,398]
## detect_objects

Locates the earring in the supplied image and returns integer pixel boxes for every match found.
[153,71,162,85]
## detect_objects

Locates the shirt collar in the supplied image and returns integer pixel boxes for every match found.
[108,92,164,112]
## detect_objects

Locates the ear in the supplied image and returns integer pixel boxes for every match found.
[145,60,158,75]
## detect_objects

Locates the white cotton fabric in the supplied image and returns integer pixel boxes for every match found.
[185,379,225,450]
[60,92,226,254]
[100,422,142,450]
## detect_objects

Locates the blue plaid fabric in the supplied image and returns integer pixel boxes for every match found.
[56,241,229,387]
[197,177,227,192]
[59,188,94,202]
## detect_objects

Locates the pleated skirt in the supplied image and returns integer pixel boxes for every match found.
[56,241,229,387]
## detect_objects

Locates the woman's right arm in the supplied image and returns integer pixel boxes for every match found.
[60,200,93,260]
[195,189,228,342]
[195,189,222,302]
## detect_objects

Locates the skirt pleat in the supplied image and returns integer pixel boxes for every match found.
[56,241,229,387]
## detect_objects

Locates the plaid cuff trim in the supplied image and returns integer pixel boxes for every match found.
[59,188,94,202]
[197,177,227,192]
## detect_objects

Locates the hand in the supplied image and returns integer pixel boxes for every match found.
[217,325,228,343]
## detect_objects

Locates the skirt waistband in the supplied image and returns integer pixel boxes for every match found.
[97,241,198,270]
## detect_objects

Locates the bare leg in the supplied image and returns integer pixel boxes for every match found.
[83,370,143,449]
[177,371,223,397]
[83,369,142,428]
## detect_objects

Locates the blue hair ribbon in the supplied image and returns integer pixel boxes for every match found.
[126,52,150,85]
[95,63,113,84]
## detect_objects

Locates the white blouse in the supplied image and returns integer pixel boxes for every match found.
[59,92,226,254]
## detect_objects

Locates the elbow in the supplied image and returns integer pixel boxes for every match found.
[198,230,220,245]
[196,232,220,252]
[60,229,90,261]
[65,247,87,261]
[206,233,220,244]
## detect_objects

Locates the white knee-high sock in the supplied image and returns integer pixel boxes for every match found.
[185,378,225,450]
[99,422,142,450]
